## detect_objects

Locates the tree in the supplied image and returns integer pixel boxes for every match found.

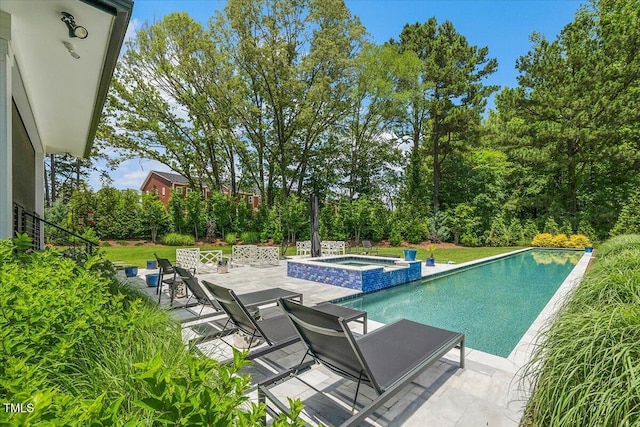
[339,44,404,198]
[168,191,186,235]
[610,189,640,236]
[185,191,204,239]
[141,193,171,242]
[389,18,498,213]
[495,0,640,234]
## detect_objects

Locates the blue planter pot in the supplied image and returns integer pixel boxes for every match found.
[146,260,158,269]
[425,257,435,267]
[585,246,593,253]
[146,273,160,287]
[124,266,138,277]
[403,249,417,261]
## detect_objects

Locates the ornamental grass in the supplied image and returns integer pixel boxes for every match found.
[523,235,640,426]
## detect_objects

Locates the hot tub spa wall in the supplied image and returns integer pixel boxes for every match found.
[287,260,422,293]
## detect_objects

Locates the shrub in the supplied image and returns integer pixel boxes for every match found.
[161,233,195,246]
[531,233,554,247]
[610,189,640,236]
[101,241,112,247]
[0,239,302,425]
[389,225,403,246]
[460,232,480,247]
[240,231,260,245]
[550,233,569,248]
[117,240,129,246]
[568,234,591,249]
[543,217,560,234]
[405,219,427,244]
[224,232,237,245]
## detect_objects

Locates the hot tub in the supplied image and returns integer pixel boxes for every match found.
[287,255,422,293]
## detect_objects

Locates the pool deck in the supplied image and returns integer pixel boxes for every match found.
[125,249,592,426]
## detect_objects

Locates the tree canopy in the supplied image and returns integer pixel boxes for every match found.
[89,0,640,244]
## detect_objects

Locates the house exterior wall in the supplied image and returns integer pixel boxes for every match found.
[141,171,260,210]
[12,101,35,213]
[141,173,172,205]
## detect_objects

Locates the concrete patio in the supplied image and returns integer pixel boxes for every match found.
[122,250,592,426]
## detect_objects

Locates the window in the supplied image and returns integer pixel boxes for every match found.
[249,196,253,205]
[176,187,183,194]
[161,187,166,196]
[186,188,192,194]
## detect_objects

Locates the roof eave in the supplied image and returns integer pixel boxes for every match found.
[82,0,133,158]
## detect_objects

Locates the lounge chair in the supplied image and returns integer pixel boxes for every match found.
[260,299,465,426]
[201,280,301,359]
[361,240,378,255]
[201,281,368,360]
[155,254,182,305]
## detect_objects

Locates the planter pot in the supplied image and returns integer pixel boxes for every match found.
[233,332,261,349]
[145,273,160,287]
[124,266,138,277]
[585,247,593,253]
[425,257,436,267]
[146,260,157,269]
[403,249,417,261]
[218,264,229,274]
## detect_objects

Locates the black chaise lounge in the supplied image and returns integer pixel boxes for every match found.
[202,281,302,359]
[174,267,302,323]
[259,299,465,427]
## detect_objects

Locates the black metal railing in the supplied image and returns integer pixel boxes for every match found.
[13,203,97,255]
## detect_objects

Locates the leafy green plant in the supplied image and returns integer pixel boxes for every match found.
[610,189,640,236]
[161,233,195,246]
[224,232,237,245]
[240,231,260,244]
[117,240,129,246]
[0,239,301,425]
[389,224,403,246]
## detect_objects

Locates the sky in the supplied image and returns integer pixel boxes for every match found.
[90,0,584,191]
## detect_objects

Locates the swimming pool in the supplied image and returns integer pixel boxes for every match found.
[336,249,584,357]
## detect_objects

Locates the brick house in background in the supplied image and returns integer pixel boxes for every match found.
[140,171,260,209]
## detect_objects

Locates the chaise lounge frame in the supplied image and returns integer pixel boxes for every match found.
[259,299,465,427]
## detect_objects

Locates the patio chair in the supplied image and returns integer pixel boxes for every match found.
[155,254,182,305]
[174,266,219,317]
[361,240,378,255]
[201,281,301,360]
[260,299,465,426]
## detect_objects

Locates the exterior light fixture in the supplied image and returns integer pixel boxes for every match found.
[61,12,88,39]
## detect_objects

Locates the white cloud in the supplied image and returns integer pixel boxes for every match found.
[88,158,171,191]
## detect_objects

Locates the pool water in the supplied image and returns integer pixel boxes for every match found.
[337,250,583,357]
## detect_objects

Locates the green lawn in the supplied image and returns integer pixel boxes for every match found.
[99,243,525,267]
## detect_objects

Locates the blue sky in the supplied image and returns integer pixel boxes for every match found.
[93,0,584,190]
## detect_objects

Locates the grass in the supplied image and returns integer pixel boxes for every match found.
[522,234,640,426]
[99,243,525,267]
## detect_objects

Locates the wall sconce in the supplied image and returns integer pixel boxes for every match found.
[61,12,88,39]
